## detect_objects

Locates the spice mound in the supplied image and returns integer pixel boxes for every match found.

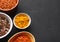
[0,0,17,9]
[14,14,30,28]
[0,14,10,36]
[14,35,31,42]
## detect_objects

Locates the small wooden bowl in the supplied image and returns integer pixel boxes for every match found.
[13,13,31,29]
[8,31,35,42]
[0,0,19,11]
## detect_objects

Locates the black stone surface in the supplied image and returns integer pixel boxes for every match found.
[0,0,60,42]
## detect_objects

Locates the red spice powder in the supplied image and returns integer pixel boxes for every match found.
[14,35,31,42]
[0,0,17,9]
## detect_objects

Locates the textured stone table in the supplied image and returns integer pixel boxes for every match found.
[0,0,60,42]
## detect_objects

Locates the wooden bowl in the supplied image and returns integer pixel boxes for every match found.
[8,31,35,42]
[13,13,31,29]
[0,0,19,11]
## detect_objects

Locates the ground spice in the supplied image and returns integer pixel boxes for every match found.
[14,14,29,28]
[0,0,17,9]
[14,35,31,42]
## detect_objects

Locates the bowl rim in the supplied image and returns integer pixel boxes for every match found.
[0,0,19,11]
[0,12,13,39]
[13,13,31,29]
[8,31,35,42]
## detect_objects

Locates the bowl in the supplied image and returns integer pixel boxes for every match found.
[13,13,31,29]
[0,12,13,39]
[8,31,35,42]
[0,0,19,11]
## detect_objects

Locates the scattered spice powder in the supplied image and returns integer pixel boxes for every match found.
[14,35,31,42]
[14,14,29,28]
[0,0,17,9]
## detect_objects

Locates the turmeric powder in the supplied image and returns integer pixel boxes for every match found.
[14,14,30,28]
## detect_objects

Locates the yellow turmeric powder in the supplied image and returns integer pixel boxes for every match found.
[14,14,30,28]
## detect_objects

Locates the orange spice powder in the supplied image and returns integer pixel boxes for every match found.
[14,35,31,42]
[0,0,17,9]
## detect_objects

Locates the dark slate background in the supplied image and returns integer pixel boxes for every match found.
[0,0,60,42]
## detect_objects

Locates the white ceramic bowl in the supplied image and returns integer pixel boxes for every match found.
[0,0,19,11]
[0,12,13,39]
[8,31,35,42]
[13,13,31,29]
